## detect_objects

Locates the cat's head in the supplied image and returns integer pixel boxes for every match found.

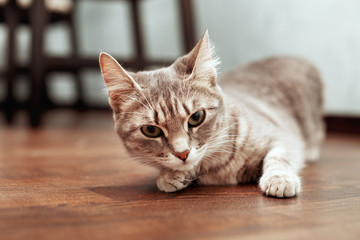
[99,30,224,171]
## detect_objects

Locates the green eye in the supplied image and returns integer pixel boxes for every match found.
[140,125,163,138]
[188,110,205,127]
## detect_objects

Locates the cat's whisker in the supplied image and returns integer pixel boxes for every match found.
[206,141,235,149]
[208,141,252,150]
[130,156,161,167]
[206,134,240,142]
[116,158,142,169]
[206,136,237,145]
[204,143,237,152]
[206,146,237,154]
[140,93,156,114]
[207,139,251,150]
[121,111,151,117]
[208,122,238,136]
[206,150,236,156]
[123,95,153,113]
[202,155,230,168]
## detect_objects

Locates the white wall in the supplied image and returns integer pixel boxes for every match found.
[0,0,359,115]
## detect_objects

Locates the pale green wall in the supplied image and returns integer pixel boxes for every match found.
[195,0,360,115]
[0,0,359,115]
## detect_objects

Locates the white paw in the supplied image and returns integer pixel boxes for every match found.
[156,171,190,192]
[259,170,301,198]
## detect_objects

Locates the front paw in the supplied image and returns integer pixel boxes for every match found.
[156,171,190,192]
[259,170,301,198]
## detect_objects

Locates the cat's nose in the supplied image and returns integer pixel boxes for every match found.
[175,149,190,161]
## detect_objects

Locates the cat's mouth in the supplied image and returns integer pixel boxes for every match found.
[169,147,207,171]
[174,161,197,172]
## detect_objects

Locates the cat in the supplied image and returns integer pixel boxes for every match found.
[99,30,324,198]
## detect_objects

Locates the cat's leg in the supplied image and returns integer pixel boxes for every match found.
[259,144,303,198]
[156,169,192,192]
[306,145,321,162]
[304,103,325,162]
[306,125,325,162]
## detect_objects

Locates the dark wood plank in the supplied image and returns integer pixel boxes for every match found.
[0,111,360,240]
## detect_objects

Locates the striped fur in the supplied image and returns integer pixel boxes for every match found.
[99,31,324,198]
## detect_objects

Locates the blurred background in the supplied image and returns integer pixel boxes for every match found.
[0,0,359,131]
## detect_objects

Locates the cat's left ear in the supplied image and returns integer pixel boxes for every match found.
[175,30,219,87]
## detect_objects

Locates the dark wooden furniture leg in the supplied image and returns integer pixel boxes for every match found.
[29,0,48,127]
[130,0,145,69]
[4,1,19,123]
[179,0,196,52]
[68,5,85,110]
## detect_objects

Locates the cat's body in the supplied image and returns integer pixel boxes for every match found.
[196,56,324,188]
[100,31,324,198]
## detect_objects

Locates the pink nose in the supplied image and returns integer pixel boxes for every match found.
[174,149,190,161]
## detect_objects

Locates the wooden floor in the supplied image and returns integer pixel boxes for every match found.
[1,111,360,240]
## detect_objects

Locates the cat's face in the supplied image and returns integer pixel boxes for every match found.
[100,31,223,171]
[114,69,224,171]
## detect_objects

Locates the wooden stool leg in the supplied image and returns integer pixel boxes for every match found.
[29,0,48,127]
[179,0,196,52]
[130,0,145,69]
[4,1,19,123]
[68,8,85,110]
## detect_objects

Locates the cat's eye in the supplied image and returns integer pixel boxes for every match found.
[188,110,205,127]
[140,125,163,138]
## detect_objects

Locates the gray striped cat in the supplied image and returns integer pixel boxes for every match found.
[99,30,324,198]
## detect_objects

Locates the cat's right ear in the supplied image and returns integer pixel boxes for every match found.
[99,52,141,108]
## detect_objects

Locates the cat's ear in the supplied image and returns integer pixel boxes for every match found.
[99,52,142,108]
[177,30,219,87]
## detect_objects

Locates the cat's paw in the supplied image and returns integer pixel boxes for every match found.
[156,171,190,192]
[259,170,301,198]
